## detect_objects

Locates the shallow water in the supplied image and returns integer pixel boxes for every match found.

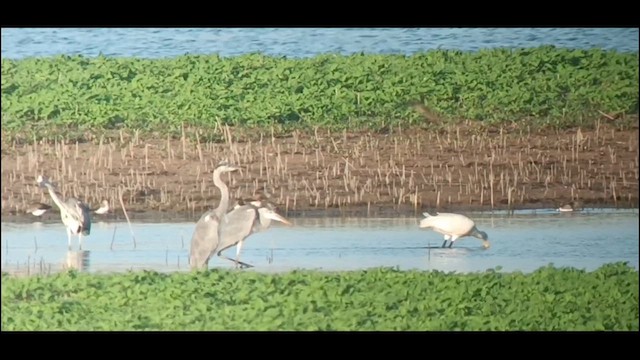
[1,208,637,275]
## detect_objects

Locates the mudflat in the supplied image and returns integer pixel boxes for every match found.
[2,124,638,222]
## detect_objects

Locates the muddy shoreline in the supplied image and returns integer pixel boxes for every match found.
[2,124,638,223]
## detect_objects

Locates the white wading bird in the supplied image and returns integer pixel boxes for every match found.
[419,212,490,249]
[26,202,52,217]
[37,175,92,251]
[93,200,110,215]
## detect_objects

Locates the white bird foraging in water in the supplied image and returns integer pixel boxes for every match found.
[419,212,490,249]
[37,175,92,251]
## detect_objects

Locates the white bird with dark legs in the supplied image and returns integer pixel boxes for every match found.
[419,212,490,249]
[37,175,92,251]
[94,200,110,215]
[215,198,292,269]
[26,202,52,217]
[189,161,240,271]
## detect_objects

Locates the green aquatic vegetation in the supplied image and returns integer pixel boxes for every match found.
[1,47,638,140]
[1,262,638,331]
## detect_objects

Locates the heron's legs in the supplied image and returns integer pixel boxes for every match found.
[236,242,254,269]
[67,228,72,251]
[448,241,454,248]
[238,262,254,269]
[234,241,245,268]
[441,240,448,248]
[79,233,83,251]
[217,246,254,269]
[216,242,254,269]
[218,254,254,269]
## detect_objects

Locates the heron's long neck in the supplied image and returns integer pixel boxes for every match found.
[43,183,66,211]
[213,170,230,217]
[257,208,271,230]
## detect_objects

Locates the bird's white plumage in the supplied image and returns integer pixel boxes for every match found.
[31,209,48,216]
[26,202,51,217]
[419,212,490,249]
[419,212,475,237]
[557,201,581,212]
[94,200,110,214]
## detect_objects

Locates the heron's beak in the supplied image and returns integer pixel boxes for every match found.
[266,212,293,226]
[482,240,491,249]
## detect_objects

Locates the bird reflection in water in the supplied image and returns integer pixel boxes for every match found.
[62,250,91,272]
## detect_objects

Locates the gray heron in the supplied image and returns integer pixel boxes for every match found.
[26,202,52,217]
[215,199,292,269]
[419,212,490,249]
[189,161,240,270]
[37,175,92,251]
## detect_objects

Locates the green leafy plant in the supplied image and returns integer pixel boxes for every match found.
[2,262,638,331]
[2,47,638,141]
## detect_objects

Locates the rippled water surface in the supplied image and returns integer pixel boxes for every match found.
[2,209,637,275]
[2,28,637,59]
